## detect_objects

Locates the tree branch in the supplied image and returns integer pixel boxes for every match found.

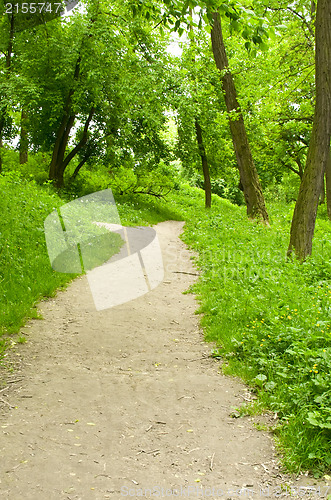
[130,187,171,199]
[280,158,302,178]
[62,106,95,171]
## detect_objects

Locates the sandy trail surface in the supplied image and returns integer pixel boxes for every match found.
[0,221,327,499]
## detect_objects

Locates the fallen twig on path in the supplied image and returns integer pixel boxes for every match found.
[0,398,14,408]
[137,449,160,456]
[7,379,23,384]
[172,271,199,276]
[210,452,215,471]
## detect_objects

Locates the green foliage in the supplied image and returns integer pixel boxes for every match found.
[193,173,245,205]
[182,200,331,476]
[172,33,243,201]
[0,171,76,344]
[231,4,315,189]
[2,148,50,184]
[0,0,175,186]
[1,0,316,205]
[264,174,302,204]
[64,160,177,201]
[64,164,111,198]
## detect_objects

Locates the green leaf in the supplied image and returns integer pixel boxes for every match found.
[219,3,229,13]
[269,27,276,41]
[252,35,262,45]
[265,381,276,391]
[203,13,209,24]
[307,412,331,429]
[230,20,240,32]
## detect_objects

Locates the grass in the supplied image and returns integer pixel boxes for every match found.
[1,170,330,476]
[114,192,185,226]
[0,172,76,338]
[180,194,331,477]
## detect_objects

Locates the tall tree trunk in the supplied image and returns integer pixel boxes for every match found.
[325,153,331,221]
[210,12,269,223]
[195,119,211,208]
[287,0,331,259]
[19,107,28,164]
[188,9,212,209]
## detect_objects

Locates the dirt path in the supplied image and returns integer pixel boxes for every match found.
[0,221,327,499]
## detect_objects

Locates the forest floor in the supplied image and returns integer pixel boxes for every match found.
[0,221,328,500]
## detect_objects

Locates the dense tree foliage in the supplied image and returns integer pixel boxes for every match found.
[0,0,329,240]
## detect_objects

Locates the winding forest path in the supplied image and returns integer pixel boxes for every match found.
[0,221,324,499]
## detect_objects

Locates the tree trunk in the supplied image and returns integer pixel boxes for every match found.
[48,112,76,187]
[287,0,331,260]
[325,153,331,221]
[71,156,89,180]
[195,119,211,208]
[19,107,28,164]
[210,12,269,223]
[188,9,212,209]
[49,105,95,188]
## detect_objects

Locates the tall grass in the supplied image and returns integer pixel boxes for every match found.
[0,172,77,343]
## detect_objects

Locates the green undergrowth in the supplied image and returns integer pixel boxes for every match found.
[114,192,185,226]
[181,198,331,477]
[0,172,76,347]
